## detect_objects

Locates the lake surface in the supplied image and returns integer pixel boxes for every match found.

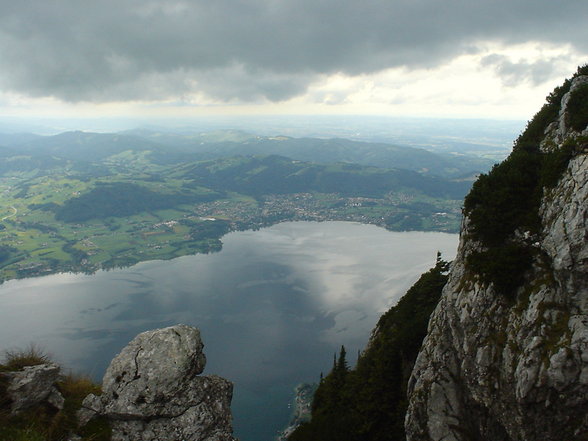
[0,221,458,441]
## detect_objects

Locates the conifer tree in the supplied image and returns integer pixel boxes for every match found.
[289,256,450,441]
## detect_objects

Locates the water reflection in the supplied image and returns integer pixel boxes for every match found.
[0,222,458,441]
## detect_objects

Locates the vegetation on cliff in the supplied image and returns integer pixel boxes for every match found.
[566,82,588,131]
[288,255,449,441]
[463,65,588,298]
[0,347,111,441]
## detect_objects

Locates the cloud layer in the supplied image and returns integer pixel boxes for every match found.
[1,0,587,103]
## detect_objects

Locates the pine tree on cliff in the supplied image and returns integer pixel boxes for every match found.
[289,255,449,441]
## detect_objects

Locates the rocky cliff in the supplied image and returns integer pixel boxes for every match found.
[405,70,588,440]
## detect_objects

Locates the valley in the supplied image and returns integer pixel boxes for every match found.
[0,131,473,282]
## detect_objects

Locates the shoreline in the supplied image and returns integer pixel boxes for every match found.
[0,216,460,285]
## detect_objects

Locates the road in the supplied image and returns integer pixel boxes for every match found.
[1,206,17,221]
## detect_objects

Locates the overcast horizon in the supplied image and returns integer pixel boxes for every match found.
[1,0,587,122]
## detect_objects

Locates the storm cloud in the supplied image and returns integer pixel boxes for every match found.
[0,0,586,103]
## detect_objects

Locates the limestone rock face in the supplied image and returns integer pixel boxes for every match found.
[406,75,588,440]
[81,324,237,441]
[2,363,64,414]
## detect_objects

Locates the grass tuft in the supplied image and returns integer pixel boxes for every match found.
[3,344,52,371]
[0,350,111,441]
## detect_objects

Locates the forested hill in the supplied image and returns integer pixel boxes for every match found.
[172,155,471,199]
[52,183,220,223]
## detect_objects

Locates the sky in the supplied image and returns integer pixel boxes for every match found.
[0,0,587,122]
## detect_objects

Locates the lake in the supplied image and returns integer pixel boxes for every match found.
[0,221,458,441]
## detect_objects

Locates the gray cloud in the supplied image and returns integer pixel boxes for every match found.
[480,54,573,87]
[0,0,587,103]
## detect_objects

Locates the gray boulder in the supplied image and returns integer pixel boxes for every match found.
[80,324,237,441]
[2,363,64,414]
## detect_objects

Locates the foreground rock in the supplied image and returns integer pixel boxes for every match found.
[1,363,64,414]
[80,324,237,441]
[405,74,588,440]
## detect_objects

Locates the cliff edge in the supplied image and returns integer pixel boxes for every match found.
[406,70,588,440]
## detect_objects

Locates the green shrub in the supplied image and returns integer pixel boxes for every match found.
[540,139,576,189]
[466,244,534,300]
[566,83,588,132]
[576,64,588,76]
[462,66,587,298]
[464,149,542,246]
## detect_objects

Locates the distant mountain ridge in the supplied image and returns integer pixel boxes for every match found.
[0,132,42,147]
[1,128,494,179]
[14,131,167,162]
[125,129,494,179]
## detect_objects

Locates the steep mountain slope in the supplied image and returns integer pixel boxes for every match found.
[406,69,588,440]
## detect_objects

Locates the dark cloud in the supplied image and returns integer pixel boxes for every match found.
[0,0,586,103]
